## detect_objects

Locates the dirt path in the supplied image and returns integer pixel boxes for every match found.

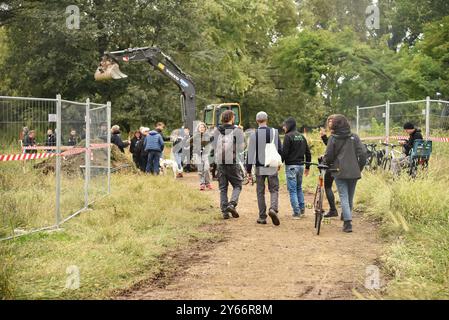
[124,173,382,300]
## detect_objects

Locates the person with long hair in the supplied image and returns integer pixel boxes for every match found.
[323,114,367,233]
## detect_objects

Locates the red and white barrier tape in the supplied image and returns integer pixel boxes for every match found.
[0,144,111,162]
[0,153,56,162]
[361,136,449,143]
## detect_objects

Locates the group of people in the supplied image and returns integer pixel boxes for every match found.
[110,111,423,234]
[20,127,81,153]
[212,110,367,233]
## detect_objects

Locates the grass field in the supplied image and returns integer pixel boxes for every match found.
[0,172,220,299]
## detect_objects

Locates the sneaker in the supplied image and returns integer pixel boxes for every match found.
[268,209,280,226]
[343,221,353,233]
[300,209,306,217]
[176,173,183,178]
[200,184,206,191]
[324,210,339,218]
[226,204,240,218]
[257,218,267,225]
[206,184,213,190]
[223,213,231,220]
[292,213,301,220]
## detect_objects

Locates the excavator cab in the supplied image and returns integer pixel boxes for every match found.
[203,103,242,129]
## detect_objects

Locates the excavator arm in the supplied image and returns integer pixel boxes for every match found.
[95,47,196,132]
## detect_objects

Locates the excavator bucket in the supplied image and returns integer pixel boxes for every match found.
[94,56,128,81]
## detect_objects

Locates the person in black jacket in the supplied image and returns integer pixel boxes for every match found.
[129,130,142,168]
[391,122,424,175]
[320,127,339,218]
[111,125,130,153]
[323,114,367,233]
[45,129,56,153]
[281,117,311,219]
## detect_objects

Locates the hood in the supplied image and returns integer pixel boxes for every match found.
[149,130,159,136]
[333,127,352,139]
[218,124,235,135]
[412,129,422,135]
[112,130,120,135]
[283,117,297,133]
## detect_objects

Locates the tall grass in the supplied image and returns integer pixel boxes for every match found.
[356,156,449,299]
[0,173,219,299]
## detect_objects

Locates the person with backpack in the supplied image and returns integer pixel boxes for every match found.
[144,128,165,175]
[281,117,311,219]
[213,110,245,220]
[323,114,367,233]
[246,112,283,226]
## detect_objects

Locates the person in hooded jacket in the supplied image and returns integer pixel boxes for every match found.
[281,117,312,219]
[144,128,165,175]
[323,114,367,233]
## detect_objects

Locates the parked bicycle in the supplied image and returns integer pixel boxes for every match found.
[364,143,384,171]
[381,142,403,172]
[306,161,339,235]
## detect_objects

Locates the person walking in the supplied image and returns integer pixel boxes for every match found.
[281,117,311,219]
[129,130,142,168]
[144,128,165,175]
[194,122,213,191]
[214,110,244,220]
[246,112,282,226]
[320,126,339,218]
[323,114,367,233]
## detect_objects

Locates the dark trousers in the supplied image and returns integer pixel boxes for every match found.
[256,174,279,219]
[146,151,162,175]
[139,152,148,172]
[217,164,243,213]
[324,171,337,212]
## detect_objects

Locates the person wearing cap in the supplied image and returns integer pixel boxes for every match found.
[281,117,312,219]
[400,122,423,156]
[246,111,283,226]
[392,122,423,175]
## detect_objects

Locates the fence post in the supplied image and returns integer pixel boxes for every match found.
[426,96,431,140]
[55,94,62,227]
[84,99,91,209]
[356,106,360,134]
[385,100,390,154]
[107,101,111,194]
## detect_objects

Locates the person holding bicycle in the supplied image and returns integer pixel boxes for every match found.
[391,122,423,175]
[319,126,339,219]
[323,115,367,233]
[281,117,311,219]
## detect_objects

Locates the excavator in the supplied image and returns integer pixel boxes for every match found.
[94,46,242,131]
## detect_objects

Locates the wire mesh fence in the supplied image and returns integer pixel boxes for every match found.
[357,97,449,143]
[0,95,111,241]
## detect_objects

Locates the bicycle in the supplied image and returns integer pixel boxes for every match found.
[306,161,339,235]
[381,142,403,172]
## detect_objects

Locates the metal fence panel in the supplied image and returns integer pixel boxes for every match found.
[0,95,111,241]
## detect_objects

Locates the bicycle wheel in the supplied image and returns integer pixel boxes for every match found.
[316,211,323,235]
[382,157,391,171]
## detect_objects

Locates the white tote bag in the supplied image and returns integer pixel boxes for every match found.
[264,128,282,168]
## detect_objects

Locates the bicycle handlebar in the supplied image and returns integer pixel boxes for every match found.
[305,162,339,172]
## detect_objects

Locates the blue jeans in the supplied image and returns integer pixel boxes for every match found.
[174,152,183,171]
[335,178,358,222]
[146,151,161,174]
[285,165,305,215]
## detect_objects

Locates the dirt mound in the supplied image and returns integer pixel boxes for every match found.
[34,142,136,175]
